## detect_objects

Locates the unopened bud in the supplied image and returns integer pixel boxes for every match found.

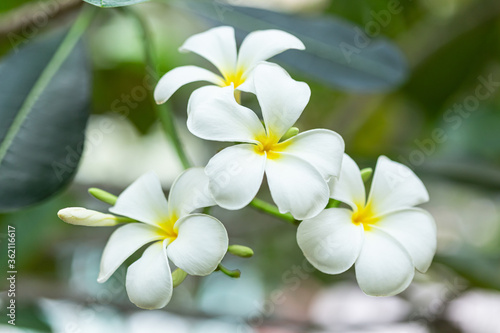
[360,168,373,183]
[88,188,118,206]
[172,268,188,288]
[58,208,118,226]
[281,127,299,141]
[228,244,254,258]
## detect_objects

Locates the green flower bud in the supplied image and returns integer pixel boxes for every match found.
[281,127,299,141]
[172,268,188,288]
[360,168,373,183]
[89,188,118,205]
[228,244,254,258]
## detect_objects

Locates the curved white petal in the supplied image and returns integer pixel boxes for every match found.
[154,66,224,104]
[168,167,215,218]
[187,85,265,143]
[329,154,366,211]
[109,171,169,227]
[205,144,266,210]
[126,241,172,310]
[254,63,311,139]
[265,154,329,220]
[179,26,237,76]
[297,208,364,274]
[167,214,228,276]
[368,156,429,216]
[355,229,414,296]
[237,29,305,72]
[98,223,163,283]
[282,129,344,180]
[374,208,437,273]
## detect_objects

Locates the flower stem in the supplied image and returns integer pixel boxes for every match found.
[123,7,191,169]
[249,198,299,226]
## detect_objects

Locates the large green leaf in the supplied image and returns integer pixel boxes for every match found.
[0,31,91,212]
[178,0,408,92]
[83,0,148,8]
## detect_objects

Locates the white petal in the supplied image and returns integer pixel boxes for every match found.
[282,129,344,180]
[368,156,429,216]
[126,241,172,309]
[355,229,414,296]
[329,154,366,210]
[168,167,215,218]
[254,63,311,139]
[265,154,329,220]
[237,29,305,73]
[98,223,163,283]
[205,144,266,210]
[187,85,265,143]
[179,26,237,76]
[167,214,228,276]
[297,208,364,274]
[109,171,169,227]
[58,207,118,226]
[374,208,437,273]
[154,66,224,104]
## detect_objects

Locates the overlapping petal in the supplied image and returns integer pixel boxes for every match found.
[237,29,305,73]
[368,156,429,216]
[297,208,364,274]
[253,63,311,139]
[266,154,329,220]
[168,168,215,218]
[154,66,224,104]
[281,129,344,180]
[109,171,169,227]
[126,241,172,310]
[205,144,267,210]
[167,214,228,276]
[187,85,264,143]
[98,223,163,283]
[329,154,366,210]
[179,26,237,76]
[355,229,414,296]
[374,208,437,273]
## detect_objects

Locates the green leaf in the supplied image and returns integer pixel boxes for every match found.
[83,0,149,8]
[0,25,92,211]
[178,0,408,92]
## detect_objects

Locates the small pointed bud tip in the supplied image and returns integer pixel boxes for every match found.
[228,245,254,258]
[172,268,188,288]
[88,187,118,206]
[281,127,300,141]
[360,168,373,183]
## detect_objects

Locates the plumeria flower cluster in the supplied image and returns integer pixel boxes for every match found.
[58,26,437,310]
[59,169,228,309]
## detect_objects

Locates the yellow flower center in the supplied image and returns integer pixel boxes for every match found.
[156,212,179,242]
[221,68,246,88]
[253,131,291,160]
[351,202,379,231]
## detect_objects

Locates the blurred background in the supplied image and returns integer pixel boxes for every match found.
[1,0,500,332]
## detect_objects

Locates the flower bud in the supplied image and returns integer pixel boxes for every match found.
[172,268,188,288]
[281,127,300,141]
[228,244,254,258]
[360,167,373,183]
[58,208,118,226]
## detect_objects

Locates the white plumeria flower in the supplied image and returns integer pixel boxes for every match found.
[297,154,437,296]
[59,168,228,310]
[154,25,305,104]
[187,63,345,220]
